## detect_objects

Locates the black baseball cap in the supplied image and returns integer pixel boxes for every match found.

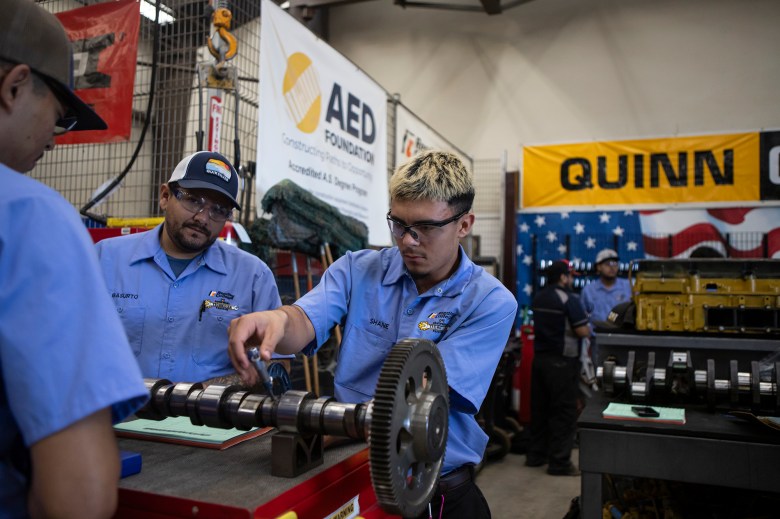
[1,0,107,131]
[168,151,241,209]
[546,260,578,280]
[594,301,636,330]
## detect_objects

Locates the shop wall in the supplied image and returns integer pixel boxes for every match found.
[328,0,780,170]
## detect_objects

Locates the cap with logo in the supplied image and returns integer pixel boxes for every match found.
[545,259,578,281]
[1,0,107,131]
[595,248,619,265]
[168,151,241,210]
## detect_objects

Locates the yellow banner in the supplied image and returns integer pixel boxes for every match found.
[522,133,759,209]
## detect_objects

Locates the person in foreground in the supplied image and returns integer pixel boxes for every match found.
[0,0,148,516]
[228,150,518,518]
[96,151,284,385]
[526,260,591,476]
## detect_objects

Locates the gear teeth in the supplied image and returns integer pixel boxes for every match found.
[369,339,448,517]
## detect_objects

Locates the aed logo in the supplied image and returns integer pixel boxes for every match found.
[325,83,376,144]
[560,150,733,191]
[281,51,376,145]
[282,53,321,134]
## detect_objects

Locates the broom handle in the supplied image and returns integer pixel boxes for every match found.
[305,255,318,394]
[291,251,312,393]
[322,243,343,347]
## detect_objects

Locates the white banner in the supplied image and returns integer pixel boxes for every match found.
[257,0,389,245]
[395,103,472,172]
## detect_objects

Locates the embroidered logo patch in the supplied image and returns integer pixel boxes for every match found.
[209,290,235,300]
[417,311,456,333]
[205,159,232,183]
[203,299,238,312]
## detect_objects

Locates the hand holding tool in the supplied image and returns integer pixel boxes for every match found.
[248,347,277,401]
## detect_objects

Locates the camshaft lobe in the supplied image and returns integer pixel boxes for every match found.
[137,380,371,440]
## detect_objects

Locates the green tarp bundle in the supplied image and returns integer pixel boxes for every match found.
[243,218,274,266]
[257,179,369,259]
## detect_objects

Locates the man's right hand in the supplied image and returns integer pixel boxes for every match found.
[228,309,289,387]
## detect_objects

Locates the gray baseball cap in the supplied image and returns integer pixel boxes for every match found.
[1,0,107,131]
[595,248,619,265]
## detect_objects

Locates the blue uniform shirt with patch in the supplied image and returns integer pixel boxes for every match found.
[581,277,632,325]
[1,167,148,517]
[296,246,518,473]
[96,224,282,382]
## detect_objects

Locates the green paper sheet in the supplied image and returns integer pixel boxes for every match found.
[602,402,686,424]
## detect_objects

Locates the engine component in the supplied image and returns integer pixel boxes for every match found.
[135,339,448,517]
[630,259,780,334]
[369,338,448,518]
[598,350,780,413]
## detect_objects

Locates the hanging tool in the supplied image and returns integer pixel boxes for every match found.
[198,0,239,160]
[206,3,238,70]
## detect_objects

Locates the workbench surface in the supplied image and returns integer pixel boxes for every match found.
[118,431,367,514]
[578,395,780,519]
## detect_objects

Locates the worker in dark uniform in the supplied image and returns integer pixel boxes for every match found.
[526,260,591,476]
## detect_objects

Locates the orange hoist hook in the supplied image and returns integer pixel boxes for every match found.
[207,7,238,63]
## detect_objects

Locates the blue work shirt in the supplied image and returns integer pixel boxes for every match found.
[1,166,148,517]
[580,277,632,325]
[96,224,282,382]
[296,246,517,473]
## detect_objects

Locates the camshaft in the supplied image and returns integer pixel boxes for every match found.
[137,379,372,440]
[132,340,449,518]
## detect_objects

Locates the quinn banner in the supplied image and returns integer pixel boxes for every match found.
[521,131,780,210]
[55,0,140,145]
[257,0,389,245]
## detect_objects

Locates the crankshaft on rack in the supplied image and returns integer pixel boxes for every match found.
[597,350,780,412]
[134,338,448,518]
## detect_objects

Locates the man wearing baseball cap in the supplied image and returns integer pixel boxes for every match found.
[581,248,632,363]
[0,0,107,173]
[1,0,148,516]
[96,151,286,385]
[527,260,590,476]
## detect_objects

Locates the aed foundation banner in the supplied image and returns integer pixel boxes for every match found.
[257,0,389,245]
[521,132,780,210]
[55,0,140,145]
[395,103,472,172]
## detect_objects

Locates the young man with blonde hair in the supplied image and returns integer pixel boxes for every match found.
[228,150,517,518]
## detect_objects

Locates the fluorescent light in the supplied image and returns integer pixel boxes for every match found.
[280,1,290,8]
[141,0,175,24]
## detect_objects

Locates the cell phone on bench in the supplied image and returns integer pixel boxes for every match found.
[631,406,660,418]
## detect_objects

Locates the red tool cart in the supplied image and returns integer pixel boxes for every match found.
[116,436,397,519]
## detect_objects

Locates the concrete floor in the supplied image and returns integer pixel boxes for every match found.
[476,450,580,519]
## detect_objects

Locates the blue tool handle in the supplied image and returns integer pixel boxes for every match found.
[248,347,277,400]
